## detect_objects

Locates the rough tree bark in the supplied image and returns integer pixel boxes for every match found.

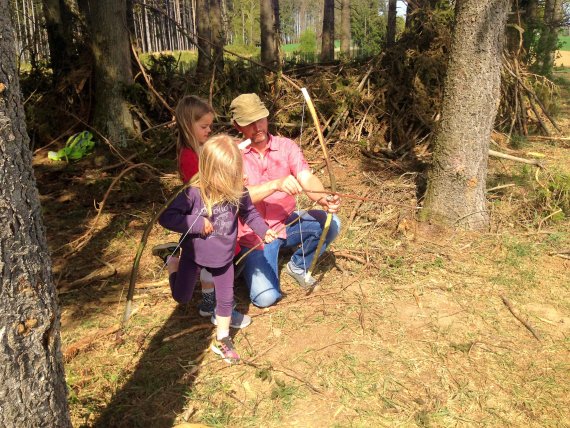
[422,0,511,230]
[386,0,397,48]
[0,1,71,425]
[340,0,350,57]
[41,0,76,80]
[260,0,279,67]
[320,0,334,62]
[210,0,224,70]
[86,0,135,146]
[196,0,211,73]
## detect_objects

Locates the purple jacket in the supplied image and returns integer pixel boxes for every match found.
[159,187,269,267]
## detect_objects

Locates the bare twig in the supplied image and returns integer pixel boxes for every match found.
[489,149,543,167]
[162,324,212,343]
[63,325,120,362]
[500,295,541,342]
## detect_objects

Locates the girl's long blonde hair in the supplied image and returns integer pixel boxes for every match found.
[174,95,215,170]
[190,134,244,217]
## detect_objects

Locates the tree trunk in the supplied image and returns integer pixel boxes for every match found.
[210,0,224,70]
[386,0,397,48]
[42,0,75,79]
[86,0,135,146]
[0,2,71,425]
[196,0,211,73]
[260,0,278,67]
[422,0,511,230]
[272,0,281,66]
[320,0,334,62]
[340,0,350,57]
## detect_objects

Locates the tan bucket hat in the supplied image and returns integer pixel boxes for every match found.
[230,94,270,126]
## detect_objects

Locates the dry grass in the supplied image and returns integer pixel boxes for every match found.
[35,75,570,428]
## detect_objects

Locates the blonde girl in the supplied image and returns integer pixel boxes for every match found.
[158,135,277,363]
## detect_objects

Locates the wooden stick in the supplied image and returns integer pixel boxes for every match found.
[500,295,541,341]
[63,325,120,362]
[488,149,543,167]
[528,135,570,141]
[332,250,367,264]
[161,324,212,343]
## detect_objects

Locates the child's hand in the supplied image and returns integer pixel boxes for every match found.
[202,218,213,236]
[264,229,278,243]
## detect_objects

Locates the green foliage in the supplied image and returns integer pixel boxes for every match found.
[48,131,95,162]
[509,134,528,150]
[226,43,259,57]
[295,29,317,62]
[270,379,301,410]
[515,166,570,226]
[560,35,570,51]
[350,0,388,56]
[535,170,570,221]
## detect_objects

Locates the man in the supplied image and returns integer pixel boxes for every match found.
[231,93,341,308]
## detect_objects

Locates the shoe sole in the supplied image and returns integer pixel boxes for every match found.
[210,344,240,364]
[151,242,179,255]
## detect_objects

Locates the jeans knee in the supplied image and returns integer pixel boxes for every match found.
[251,288,281,308]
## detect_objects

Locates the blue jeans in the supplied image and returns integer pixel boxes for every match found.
[238,210,341,308]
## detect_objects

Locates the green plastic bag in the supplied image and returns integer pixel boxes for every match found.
[48,131,95,162]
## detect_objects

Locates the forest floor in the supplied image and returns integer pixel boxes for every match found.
[34,71,569,428]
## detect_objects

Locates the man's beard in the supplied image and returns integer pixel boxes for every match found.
[252,130,268,144]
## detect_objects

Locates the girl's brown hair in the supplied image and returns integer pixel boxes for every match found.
[174,95,215,164]
[191,134,244,217]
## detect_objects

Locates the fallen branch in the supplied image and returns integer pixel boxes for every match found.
[500,295,541,342]
[489,149,543,167]
[58,259,117,293]
[161,324,212,343]
[548,249,570,256]
[243,361,324,395]
[63,325,120,362]
[486,183,515,192]
[527,135,570,141]
[332,250,368,265]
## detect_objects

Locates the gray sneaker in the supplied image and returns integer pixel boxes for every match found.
[152,242,180,263]
[285,261,317,290]
[211,309,252,329]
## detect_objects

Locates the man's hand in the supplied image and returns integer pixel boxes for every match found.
[202,218,214,236]
[318,194,341,213]
[275,175,303,195]
[264,229,279,243]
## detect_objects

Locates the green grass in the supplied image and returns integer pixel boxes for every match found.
[559,35,570,51]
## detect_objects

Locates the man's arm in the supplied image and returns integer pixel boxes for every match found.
[246,175,304,204]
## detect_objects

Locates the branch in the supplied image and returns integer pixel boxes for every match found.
[500,295,541,342]
[489,149,543,167]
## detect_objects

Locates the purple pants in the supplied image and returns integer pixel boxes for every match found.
[169,251,234,317]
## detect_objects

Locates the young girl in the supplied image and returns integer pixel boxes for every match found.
[159,135,277,363]
[153,96,249,327]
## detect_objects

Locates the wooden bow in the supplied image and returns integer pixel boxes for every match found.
[300,88,337,288]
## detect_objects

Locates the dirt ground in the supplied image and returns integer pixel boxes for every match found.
[35,72,570,427]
